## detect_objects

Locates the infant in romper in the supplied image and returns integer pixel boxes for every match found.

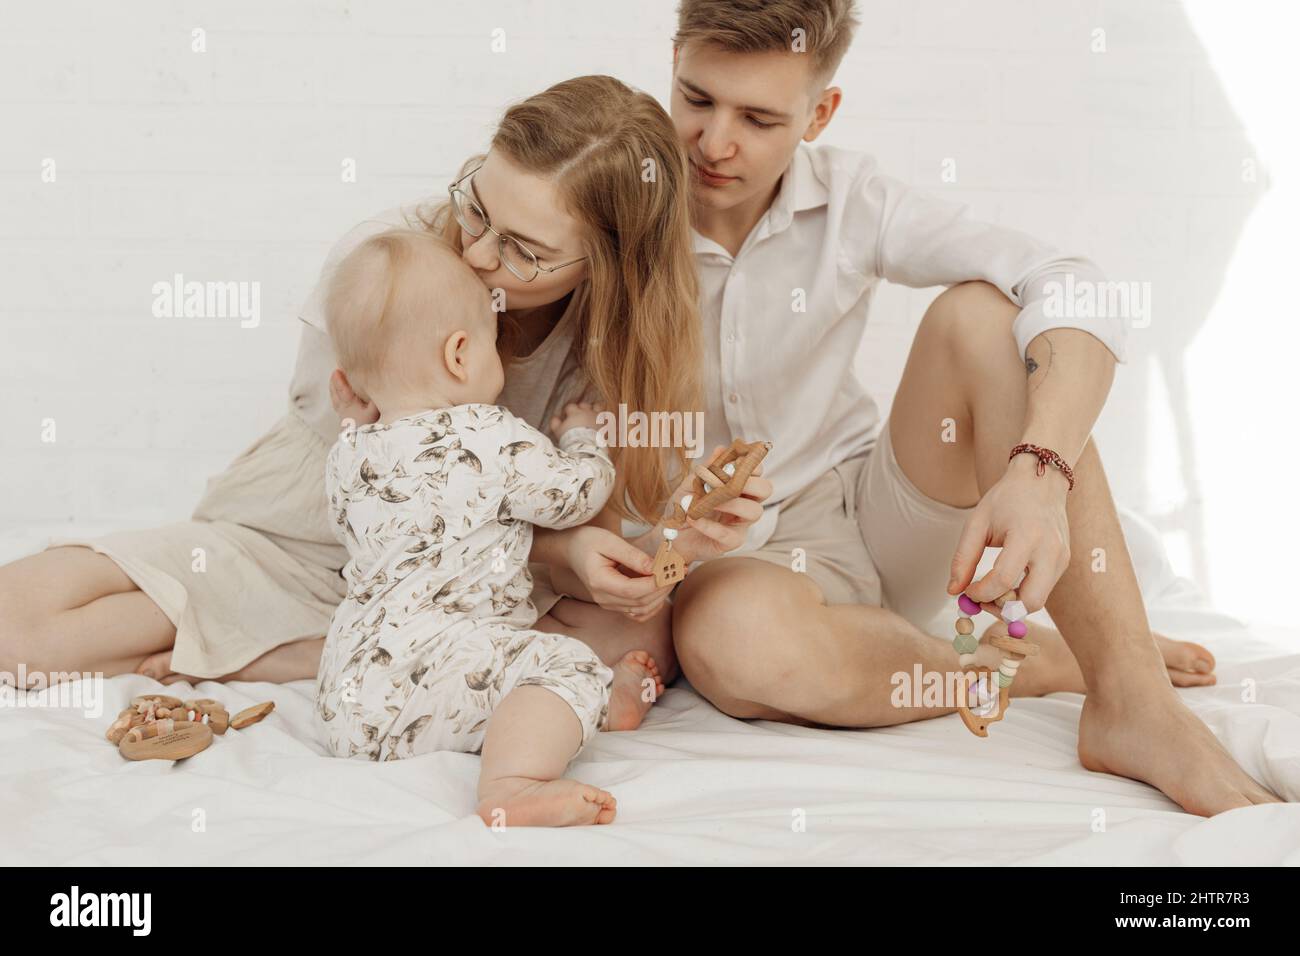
[314,229,663,827]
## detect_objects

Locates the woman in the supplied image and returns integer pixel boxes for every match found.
[0,75,770,687]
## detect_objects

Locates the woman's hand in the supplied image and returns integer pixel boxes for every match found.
[634,446,773,566]
[329,368,379,427]
[563,525,674,622]
[947,455,1071,613]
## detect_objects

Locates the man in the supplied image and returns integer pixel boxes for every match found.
[663,0,1279,816]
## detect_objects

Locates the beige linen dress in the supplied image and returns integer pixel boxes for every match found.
[48,204,592,678]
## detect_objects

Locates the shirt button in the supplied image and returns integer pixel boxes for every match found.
[729,392,739,403]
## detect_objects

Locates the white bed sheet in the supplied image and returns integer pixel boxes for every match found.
[3,520,1299,866]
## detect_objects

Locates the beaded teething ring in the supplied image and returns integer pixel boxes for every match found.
[951,588,1039,737]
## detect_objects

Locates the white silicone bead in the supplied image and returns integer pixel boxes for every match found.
[722,462,736,476]
[1001,600,1027,623]
[968,677,999,713]
[958,653,976,667]
[680,494,693,512]
[663,527,678,540]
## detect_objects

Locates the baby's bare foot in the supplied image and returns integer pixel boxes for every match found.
[604,650,663,732]
[477,777,617,827]
[1078,670,1283,816]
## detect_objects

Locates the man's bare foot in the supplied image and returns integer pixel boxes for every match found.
[982,621,1087,696]
[1152,633,1217,686]
[603,650,663,732]
[1078,673,1284,816]
[982,624,1218,696]
[476,777,617,827]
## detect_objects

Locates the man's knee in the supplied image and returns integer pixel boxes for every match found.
[919,281,1019,360]
[672,559,826,717]
[926,280,1017,324]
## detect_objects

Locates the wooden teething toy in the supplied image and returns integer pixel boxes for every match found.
[230,701,275,729]
[106,694,272,761]
[651,438,772,587]
[951,588,1038,737]
[119,720,214,761]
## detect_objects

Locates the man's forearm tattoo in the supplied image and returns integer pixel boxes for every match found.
[1026,335,1054,392]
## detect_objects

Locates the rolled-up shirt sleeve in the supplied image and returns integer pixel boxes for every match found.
[855,168,1128,363]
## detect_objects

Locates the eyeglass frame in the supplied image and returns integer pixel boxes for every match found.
[448,165,588,282]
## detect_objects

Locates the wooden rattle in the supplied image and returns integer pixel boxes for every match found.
[650,438,772,587]
[951,588,1038,737]
[105,694,271,760]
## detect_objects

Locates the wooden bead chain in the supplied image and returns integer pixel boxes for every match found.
[105,694,274,760]
[951,587,1039,737]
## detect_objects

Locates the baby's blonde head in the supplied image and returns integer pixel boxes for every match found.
[325,229,492,400]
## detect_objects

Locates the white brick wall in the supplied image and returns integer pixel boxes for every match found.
[0,1,1293,621]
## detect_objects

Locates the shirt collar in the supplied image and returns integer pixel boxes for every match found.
[769,142,830,232]
[691,143,830,256]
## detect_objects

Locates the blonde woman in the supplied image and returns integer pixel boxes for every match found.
[0,75,771,687]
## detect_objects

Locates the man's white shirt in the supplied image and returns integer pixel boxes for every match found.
[689,142,1128,553]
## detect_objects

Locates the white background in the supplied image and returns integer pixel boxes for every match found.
[1,1,1295,629]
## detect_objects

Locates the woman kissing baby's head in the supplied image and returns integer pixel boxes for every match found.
[325,228,503,423]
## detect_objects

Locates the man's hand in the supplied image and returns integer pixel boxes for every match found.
[947,454,1071,613]
[329,368,378,426]
[635,445,773,566]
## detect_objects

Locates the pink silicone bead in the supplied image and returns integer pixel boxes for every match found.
[1008,620,1028,638]
[958,594,981,616]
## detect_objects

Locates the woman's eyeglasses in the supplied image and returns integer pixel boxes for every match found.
[448,166,587,282]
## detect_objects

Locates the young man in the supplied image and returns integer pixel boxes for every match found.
[664,0,1280,816]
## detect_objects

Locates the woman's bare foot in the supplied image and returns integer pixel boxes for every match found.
[476,777,617,827]
[1078,672,1283,816]
[134,650,194,684]
[133,638,326,685]
[604,650,663,732]
[983,623,1218,696]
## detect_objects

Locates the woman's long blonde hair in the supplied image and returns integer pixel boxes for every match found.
[418,75,702,526]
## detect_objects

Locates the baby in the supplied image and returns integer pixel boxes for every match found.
[314,228,663,827]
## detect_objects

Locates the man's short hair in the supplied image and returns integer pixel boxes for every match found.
[673,0,860,83]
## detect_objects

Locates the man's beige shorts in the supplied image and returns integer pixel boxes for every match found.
[745,420,975,632]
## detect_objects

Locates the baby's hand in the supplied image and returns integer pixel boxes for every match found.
[549,401,604,438]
